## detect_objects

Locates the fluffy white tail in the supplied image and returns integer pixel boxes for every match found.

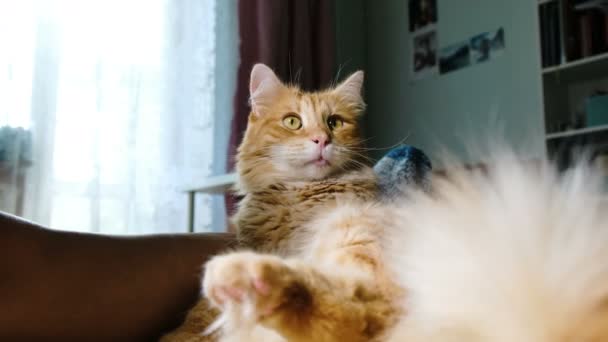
[386,151,608,341]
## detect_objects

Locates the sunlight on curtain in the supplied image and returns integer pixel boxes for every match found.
[0,0,236,234]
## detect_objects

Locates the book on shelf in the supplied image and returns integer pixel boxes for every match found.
[565,0,608,61]
[540,1,563,67]
[580,12,593,57]
[540,3,548,67]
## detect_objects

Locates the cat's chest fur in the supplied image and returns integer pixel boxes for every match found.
[234,168,378,254]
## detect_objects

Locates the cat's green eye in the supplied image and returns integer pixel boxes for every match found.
[327,115,344,130]
[282,114,302,130]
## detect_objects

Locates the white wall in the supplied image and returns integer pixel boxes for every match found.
[364,0,545,165]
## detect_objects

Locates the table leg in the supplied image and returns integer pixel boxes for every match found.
[187,192,195,233]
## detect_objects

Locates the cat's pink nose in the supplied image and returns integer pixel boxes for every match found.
[312,135,330,148]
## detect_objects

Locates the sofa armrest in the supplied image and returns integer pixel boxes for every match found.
[0,212,236,340]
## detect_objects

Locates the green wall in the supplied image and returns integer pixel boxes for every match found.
[358,0,545,164]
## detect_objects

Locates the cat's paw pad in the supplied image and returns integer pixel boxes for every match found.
[202,252,299,319]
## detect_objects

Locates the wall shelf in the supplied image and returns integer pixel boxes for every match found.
[542,52,608,83]
[546,124,608,140]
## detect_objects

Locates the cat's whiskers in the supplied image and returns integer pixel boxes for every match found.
[340,136,374,147]
[239,156,273,171]
[334,146,375,164]
[333,157,369,173]
[339,136,412,153]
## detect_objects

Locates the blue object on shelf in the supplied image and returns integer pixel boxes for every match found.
[586,94,608,127]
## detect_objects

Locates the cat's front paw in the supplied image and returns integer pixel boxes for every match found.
[203,252,303,320]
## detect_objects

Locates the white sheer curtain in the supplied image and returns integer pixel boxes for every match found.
[0,0,237,234]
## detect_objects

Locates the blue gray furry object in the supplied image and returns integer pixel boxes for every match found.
[373,145,432,198]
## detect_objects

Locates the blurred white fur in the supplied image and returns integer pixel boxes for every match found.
[384,149,608,341]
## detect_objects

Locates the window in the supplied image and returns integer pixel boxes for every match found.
[0,0,237,233]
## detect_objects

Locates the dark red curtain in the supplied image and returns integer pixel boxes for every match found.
[225,0,336,224]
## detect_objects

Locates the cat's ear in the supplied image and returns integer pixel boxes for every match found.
[249,63,286,116]
[333,71,365,110]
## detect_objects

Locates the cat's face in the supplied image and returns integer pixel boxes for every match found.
[237,64,366,189]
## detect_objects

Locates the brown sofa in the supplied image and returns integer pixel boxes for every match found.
[0,211,235,341]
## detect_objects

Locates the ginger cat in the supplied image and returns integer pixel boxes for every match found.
[201,64,403,341]
[165,64,608,341]
[162,64,398,341]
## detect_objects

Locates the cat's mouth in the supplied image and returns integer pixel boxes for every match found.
[313,156,329,167]
[305,154,330,167]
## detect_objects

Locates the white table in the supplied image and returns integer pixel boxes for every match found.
[183,173,237,232]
